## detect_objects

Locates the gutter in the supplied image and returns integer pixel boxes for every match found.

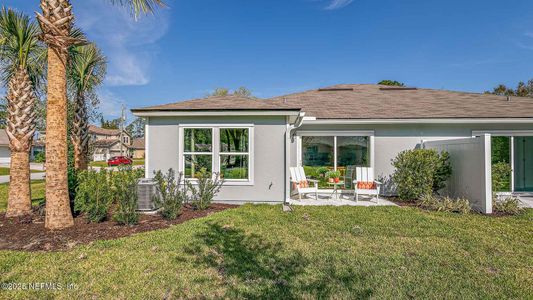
[303,118,533,125]
[284,112,306,204]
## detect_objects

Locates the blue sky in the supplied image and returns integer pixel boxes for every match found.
[3,0,533,122]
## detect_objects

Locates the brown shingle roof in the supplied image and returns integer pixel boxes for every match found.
[132,84,533,119]
[132,94,300,112]
[269,84,533,119]
[131,138,145,149]
[89,125,121,136]
[92,139,119,148]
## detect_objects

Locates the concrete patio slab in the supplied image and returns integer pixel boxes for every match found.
[287,194,397,207]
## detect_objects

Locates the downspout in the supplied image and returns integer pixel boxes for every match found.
[285,111,306,204]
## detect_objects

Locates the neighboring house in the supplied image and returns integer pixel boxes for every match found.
[89,125,132,161]
[132,84,533,213]
[0,129,45,163]
[0,129,10,163]
[131,138,145,159]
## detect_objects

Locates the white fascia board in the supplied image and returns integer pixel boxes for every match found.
[132,110,301,117]
[302,118,533,125]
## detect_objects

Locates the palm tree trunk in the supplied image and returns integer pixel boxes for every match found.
[44,48,73,230]
[71,92,89,171]
[5,67,37,217]
[6,151,32,217]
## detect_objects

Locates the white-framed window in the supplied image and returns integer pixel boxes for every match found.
[179,125,254,185]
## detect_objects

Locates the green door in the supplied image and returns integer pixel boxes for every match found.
[514,137,533,192]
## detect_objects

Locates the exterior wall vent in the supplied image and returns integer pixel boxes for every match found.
[379,87,418,91]
[318,88,355,91]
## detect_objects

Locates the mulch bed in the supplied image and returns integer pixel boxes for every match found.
[0,203,236,252]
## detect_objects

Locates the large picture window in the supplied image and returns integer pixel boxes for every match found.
[181,126,253,183]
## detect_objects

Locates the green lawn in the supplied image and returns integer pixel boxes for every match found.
[0,205,532,299]
[0,180,45,212]
[89,159,144,168]
[0,168,43,176]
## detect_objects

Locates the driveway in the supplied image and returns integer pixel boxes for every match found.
[0,172,45,184]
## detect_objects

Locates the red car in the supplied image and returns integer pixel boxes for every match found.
[107,156,133,167]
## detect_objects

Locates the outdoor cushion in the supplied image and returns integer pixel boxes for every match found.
[357,181,377,190]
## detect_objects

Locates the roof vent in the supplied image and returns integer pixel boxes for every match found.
[379,87,418,91]
[318,88,355,92]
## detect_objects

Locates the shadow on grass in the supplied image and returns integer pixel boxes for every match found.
[185,222,373,299]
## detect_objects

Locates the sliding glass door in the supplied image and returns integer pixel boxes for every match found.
[301,134,370,189]
[514,137,533,192]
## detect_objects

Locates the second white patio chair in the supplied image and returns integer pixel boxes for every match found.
[290,167,319,200]
[353,167,382,203]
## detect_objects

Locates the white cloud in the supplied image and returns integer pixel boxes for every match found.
[325,0,354,10]
[96,89,135,122]
[74,0,170,86]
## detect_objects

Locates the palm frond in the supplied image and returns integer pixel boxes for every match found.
[109,0,166,18]
[0,7,46,88]
[68,42,107,95]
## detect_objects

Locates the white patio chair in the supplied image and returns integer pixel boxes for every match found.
[353,167,382,203]
[290,167,319,200]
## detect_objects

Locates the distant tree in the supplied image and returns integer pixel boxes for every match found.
[210,88,229,97]
[233,86,253,97]
[486,80,533,97]
[209,87,254,98]
[100,116,120,129]
[378,80,405,87]
[126,117,146,138]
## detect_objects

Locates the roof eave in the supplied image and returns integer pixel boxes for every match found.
[302,118,533,125]
[131,109,302,117]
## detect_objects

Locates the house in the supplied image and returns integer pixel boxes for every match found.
[89,125,132,161]
[132,84,533,213]
[0,129,10,163]
[131,138,145,159]
[0,129,46,163]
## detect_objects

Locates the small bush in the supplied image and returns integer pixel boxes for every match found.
[187,169,223,210]
[418,194,471,214]
[493,196,523,215]
[33,152,45,163]
[112,166,143,225]
[75,169,114,222]
[326,170,341,179]
[153,169,188,220]
[316,167,330,177]
[392,149,452,201]
[492,162,512,192]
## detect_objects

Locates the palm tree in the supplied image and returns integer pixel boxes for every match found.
[0,8,45,218]
[36,0,164,229]
[68,44,106,171]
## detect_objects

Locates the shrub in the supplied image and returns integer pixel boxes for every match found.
[493,196,523,215]
[75,169,114,222]
[187,169,223,210]
[33,151,45,163]
[112,166,143,225]
[303,166,318,178]
[153,169,188,220]
[492,162,512,192]
[316,167,330,177]
[418,194,471,214]
[392,149,452,201]
[326,170,341,179]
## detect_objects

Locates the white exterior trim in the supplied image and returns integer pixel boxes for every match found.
[144,117,150,178]
[296,130,375,137]
[483,134,493,214]
[178,125,254,186]
[472,130,533,136]
[511,136,515,192]
[133,110,301,117]
[304,118,533,125]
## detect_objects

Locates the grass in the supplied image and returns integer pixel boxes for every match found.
[89,159,144,168]
[0,180,45,212]
[0,205,532,299]
[0,168,43,176]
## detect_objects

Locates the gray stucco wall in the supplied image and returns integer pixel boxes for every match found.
[293,123,533,195]
[146,116,288,203]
